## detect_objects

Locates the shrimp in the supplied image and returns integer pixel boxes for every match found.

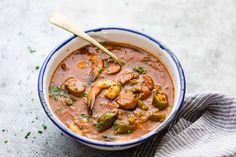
[130,75,154,100]
[87,79,121,114]
[118,72,139,85]
[117,89,138,109]
[142,75,154,90]
[89,55,104,81]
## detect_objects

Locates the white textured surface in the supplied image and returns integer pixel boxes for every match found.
[0,0,235,156]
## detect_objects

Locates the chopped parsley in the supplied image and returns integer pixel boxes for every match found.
[82,92,88,97]
[80,113,89,119]
[49,85,60,94]
[133,66,147,74]
[38,130,43,134]
[28,46,36,53]
[4,140,8,144]
[63,90,69,96]
[49,85,70,100]
[43,125,47,130]
[49,85,61,98]
[35,66,40,70]
[25,132,31,139]
[128,129,132,134]
[105,62,110,68]
[55,107,63,113]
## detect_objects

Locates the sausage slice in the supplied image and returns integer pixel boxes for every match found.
[142,75,154,90]
[104,59,121,75]
[117,90,137,109]
[119,72,134,85]
[65,78,86,96]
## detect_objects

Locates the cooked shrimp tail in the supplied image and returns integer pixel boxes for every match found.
[87,95,95,114]
[87,79,121,114]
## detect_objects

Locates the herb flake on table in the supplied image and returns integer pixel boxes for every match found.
[25,132,31,139]
[28,46,36,53]
[43,125,47,130]
[35,66,40,70]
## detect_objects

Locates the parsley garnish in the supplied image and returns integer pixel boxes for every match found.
[49,85,61,97]
[28,46,36,53]
[38,130,43,134]
[82,92,88,97]
[128,129,132,134]
[133,66,147,74]
[4,140,8,144]
[43,125,47,130]
[55,107,63,113]
[80,113,89,119]
[105,62,110,68]
[49,85,70,100]
[35,66,40,70]
[63,90,69,96]
[25,132,31,139]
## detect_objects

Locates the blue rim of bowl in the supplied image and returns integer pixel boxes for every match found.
[38,27,186,147]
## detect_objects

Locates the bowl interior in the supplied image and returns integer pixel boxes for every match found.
[39,28,185,147]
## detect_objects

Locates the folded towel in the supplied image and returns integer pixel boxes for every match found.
[132,93,236,157]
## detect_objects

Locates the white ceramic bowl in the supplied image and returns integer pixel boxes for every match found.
[38,27,185,150]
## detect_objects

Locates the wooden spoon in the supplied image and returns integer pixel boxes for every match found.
[49,15,125,65]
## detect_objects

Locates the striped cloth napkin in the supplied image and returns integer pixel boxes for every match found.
[132,92,236,157]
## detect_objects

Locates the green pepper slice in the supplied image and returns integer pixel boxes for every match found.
[96,110,118,132]
[114,121,134,134]
[149,110,166,122]
[137,100,148,111]
[152,90,168,110]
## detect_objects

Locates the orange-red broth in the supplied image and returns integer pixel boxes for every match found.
[49,42,174,141]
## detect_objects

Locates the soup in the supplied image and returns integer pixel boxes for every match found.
[48,42,174,141]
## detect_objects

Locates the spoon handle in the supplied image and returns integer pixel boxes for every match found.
[49,15,125,65]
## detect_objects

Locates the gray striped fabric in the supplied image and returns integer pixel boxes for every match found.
[132,92,236,157]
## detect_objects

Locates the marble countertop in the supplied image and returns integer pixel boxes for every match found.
[0,0,235,156]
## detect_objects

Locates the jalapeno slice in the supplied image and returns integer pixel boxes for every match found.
[152,90,168,110]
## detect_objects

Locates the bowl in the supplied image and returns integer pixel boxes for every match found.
[38,27,186,150]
